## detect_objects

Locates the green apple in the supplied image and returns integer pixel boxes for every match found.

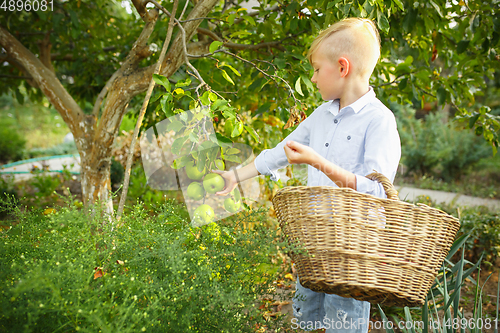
[185,161,205,180]
[224,197,241,213]
[192,204,215,227]
[232,187,242,202]
[203,173,226,194]
[186,182,204,200]
[214,159,225,170]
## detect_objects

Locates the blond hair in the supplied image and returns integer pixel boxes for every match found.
[307,18,381,79]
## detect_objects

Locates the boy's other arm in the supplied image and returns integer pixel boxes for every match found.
[284,140,357,189]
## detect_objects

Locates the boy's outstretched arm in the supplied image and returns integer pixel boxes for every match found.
[284,140,357,190]
[212,160,261,196]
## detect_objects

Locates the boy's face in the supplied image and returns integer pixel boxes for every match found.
[310,44,343,101]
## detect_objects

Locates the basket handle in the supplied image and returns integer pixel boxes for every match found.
[365,171,399,200]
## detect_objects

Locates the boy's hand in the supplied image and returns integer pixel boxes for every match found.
[211,169,237,196]
[284,141,318,166]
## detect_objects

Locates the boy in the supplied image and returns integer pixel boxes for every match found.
[214,18,401,332]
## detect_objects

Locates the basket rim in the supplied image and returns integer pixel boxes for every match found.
[273,185,459,223]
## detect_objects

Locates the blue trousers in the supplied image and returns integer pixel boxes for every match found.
[292,278,370,332]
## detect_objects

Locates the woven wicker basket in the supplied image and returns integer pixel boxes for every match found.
[272,172,460,307]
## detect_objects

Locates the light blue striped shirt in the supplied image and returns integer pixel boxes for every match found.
[254,88,401,198]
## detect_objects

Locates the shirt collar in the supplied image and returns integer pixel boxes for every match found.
[327,87,376,116]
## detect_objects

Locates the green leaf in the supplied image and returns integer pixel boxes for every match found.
[212,99,228,110]
[429,0,443,18]
[275,58,286,70]
[69,10,80,28]
[173,88,184,96]
[222,64,241,77]
[209,92,217,102]
[150,91,163,103]
[167,120,184,132]
[209,41,223,54]
[295,77,304,96]
[172,155,191,169]
[436,86,447,106]
[469,114,480,128]
[221,70,235,85]
[224,155,242,163]
[243,15,256,25]
[244,125,261,143]
[377,10,390,33]
[227,13,237,25]
[226,148,241,155]
[377,305,396,333]
[398,77,408,90]
[395,63,411,75]
[392,0,404,11]
[171,136,189,155]
[222,109,237,120]
[457,40,470,54]
[15,89,24,105]
[300,74,314,92]
[327,0,342,9]
[231,122,244,137]
[215,133,233,148]
[153,74,171,92]
[175,78,191,88]
[200,91,210,105]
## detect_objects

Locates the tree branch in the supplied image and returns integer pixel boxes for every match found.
[196,27,286,51]
[0,26,85,139]
[0,74,33,79]
[220,49,299,106]
[36,32,54,73]
[117,0,180,222]
[131,0,158,22]
[92,6,160,118]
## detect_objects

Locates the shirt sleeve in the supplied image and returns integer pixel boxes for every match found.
[254,111,314,181]
[355,111,401,198]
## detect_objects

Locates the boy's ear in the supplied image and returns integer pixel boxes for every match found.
[338,57,350,78]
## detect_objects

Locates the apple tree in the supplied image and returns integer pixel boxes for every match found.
[1,0,499,216]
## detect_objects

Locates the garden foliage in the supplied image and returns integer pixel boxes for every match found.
[0,118,26,164]
[395,106,491,181]
[0,198,287,332]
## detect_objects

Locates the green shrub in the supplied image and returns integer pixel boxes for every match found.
[0,199,288,332]
[395,106,491,181]
[0,118,26,164]
[0,175,17,217]
[458,207,500,263]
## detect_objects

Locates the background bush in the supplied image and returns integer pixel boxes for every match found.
[458,207,500,263]
[0,199,288,332]
[394,105,491,181]
[0,118,26,164]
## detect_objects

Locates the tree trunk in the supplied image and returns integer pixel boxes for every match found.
[0,0,219,215]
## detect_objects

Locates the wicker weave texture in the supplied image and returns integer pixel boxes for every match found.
[272,176,460,307]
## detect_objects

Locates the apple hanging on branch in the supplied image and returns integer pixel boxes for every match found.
[186,182,205,200]
[202,173,226,194]
[185,160,206,180]
[192,204,215,227]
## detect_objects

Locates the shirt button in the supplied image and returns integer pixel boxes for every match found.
[347,135,351,140]
[325,143,329,147]
[334,119,338,124]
